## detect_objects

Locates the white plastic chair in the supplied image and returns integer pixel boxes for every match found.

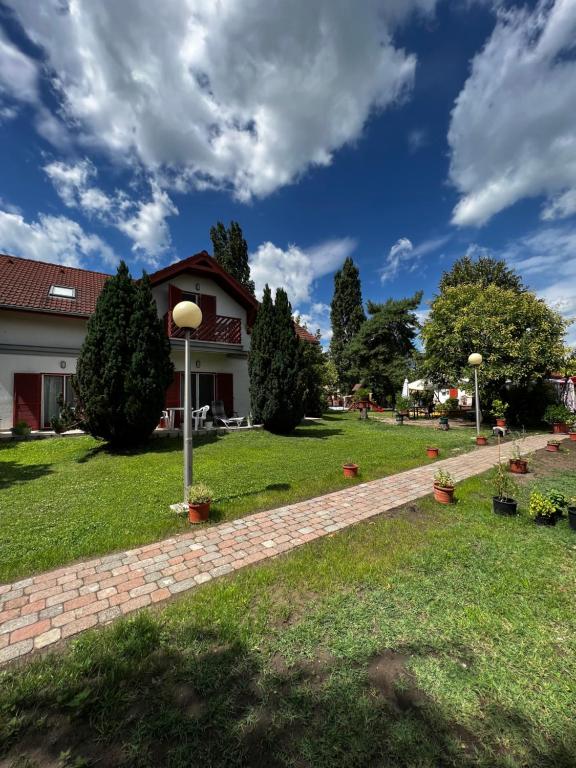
[191,405,210,431]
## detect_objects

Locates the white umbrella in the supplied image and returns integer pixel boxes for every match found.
[402,378,409,397]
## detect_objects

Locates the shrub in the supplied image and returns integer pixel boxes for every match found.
[492,462,517,500]
[490,399,508,419]
[395,395,411,413]
[10,420,30,436]
[543,404,572,424]
[548,490,567,513]
[187,482,213,505]
[528,490,555,519]
[353,387,371,403]
[434,469,455,488]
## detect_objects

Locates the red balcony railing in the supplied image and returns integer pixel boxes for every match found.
[165,311,242,345]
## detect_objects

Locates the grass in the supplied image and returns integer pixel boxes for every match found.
[0,446,575,767]
[0,413,476,582]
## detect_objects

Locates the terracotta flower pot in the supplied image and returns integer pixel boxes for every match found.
[343,463,358,478]
[552,422,568,434]
[569,432,576,442]
[546,442,560,452]
[433,484,454,504]
[496,418,506,427]
[426,447,439,458]
[509,458,528,474]
[476,436,488,446]
[188,502,210,524]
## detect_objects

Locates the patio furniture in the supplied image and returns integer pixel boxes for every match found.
[211,400,245,429]
[166,407,184,429]
[191,405,210,431]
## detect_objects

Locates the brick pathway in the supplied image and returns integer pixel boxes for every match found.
[0,433,558,665]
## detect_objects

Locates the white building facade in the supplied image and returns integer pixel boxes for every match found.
[0,251,258,431]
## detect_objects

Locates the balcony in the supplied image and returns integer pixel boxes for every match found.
[165,311,242,345]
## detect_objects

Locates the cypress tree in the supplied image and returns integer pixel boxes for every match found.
[249,286,304,433]
[75,262,173,447]
[210,220,255,294]
[300,330,326,417]
[329,257,366,390]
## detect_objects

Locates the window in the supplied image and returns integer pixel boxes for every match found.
[181,291,199,304]
[49,285,76,299]
[42,374,77,428]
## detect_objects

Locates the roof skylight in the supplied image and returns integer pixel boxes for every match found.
[49,285,76,299]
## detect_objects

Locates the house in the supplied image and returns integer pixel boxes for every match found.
[0,251,260,431]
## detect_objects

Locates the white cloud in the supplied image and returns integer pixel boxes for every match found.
[0,208,117,268]
[43,160,177,262]
[0,30,38,105]
[381,234,450,282]
[449,0,576,227]
[250,237,356,305]
[6,0,437,200]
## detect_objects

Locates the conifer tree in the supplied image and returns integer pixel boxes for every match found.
[329,257,366,390]
[249,286,304,433]
[75,262,173,447]
[210,220,255,294]
[299,329,326,417]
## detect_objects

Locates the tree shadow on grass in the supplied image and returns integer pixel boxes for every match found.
[0,460,53,491]
[2,615,574,768]
[75,431,224,463]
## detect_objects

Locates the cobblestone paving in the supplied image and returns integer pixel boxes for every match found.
[0,433,557,665]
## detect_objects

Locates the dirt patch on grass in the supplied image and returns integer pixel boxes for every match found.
[512,440,576,486]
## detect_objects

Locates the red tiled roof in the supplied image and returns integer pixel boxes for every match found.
[295,324,318,343]
[0,253,109,317]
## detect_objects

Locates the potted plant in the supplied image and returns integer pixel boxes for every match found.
[546,438,561,452]
[543,404,572,434]
[528,490,556,526]
[187,482,213,523]
[548,490,567,520]
[394,394,411,424]
[437,401,450,430]
[490,399,508,428]
[568,497,576,531]
[475,434,488,446]
[508,444,528,474]
[491,462,518,515]
[10,420,31,437]
[568,416,576,441]
[433,469,455,504]
[426,446,439,458]
[342,461,359,478]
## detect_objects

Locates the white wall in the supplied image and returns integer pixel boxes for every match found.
[0,310,87,348]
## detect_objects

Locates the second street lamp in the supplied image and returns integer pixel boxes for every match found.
[172,300,203,504]
[468,352,483,437]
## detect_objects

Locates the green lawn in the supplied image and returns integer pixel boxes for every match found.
[1,449,575,767]
[0,413,476,582]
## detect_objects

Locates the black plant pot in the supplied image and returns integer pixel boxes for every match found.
[535,514,556,526]
[395,414,404,425]
[568,507,576,531]
[492,496,518,516]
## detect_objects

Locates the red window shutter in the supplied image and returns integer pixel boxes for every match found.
[165,371,182,427]
[13,373,42,429]
[168,284,183,310]
[165,372,181,408]
[449,388,458,399]
[199,294,216,319]
[215,373,234,416]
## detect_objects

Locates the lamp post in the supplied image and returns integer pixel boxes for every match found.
[173,300,203,504]
[468,353,483,437]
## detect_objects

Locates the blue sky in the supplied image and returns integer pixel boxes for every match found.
[0,0,575,344]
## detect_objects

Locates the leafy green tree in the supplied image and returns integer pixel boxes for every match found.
[210,220,255,294]
[329,257,366,390]
[345,293,422,405]
[299,329,327,417]
[249,286,304,433]
[439,254,524,293]
[421,283,567,405]
[75,263,173,447]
